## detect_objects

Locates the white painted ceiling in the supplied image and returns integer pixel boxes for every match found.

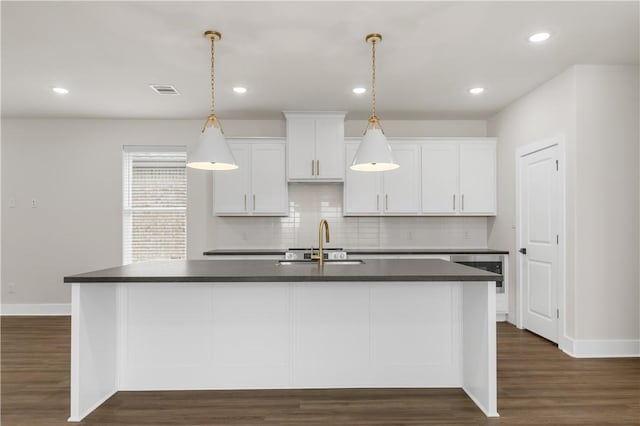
[2,1,638,120]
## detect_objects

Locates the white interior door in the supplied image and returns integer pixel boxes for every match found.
[520,144,559,342]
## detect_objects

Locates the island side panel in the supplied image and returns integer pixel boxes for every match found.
[461,282,498,417]
[292,282,463,387]
[118,281,464,390]
[118,282,291,390]
[69,283,118,422]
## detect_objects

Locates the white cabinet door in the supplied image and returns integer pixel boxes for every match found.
[421,143,459,214]
[287,118,316,180]
[213,144,250,215]
[459,142,496,215]
[315,118,345,180]
[251,144,288,215]
[285,113,346,181]
[344,143,381,215]
[382,144,420,214]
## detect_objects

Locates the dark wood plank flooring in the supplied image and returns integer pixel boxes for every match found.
[2,317,638,425]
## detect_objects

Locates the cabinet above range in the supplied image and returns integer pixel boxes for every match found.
[284,111,347,182]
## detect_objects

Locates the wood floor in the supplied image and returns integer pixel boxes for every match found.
[1,317,638,425]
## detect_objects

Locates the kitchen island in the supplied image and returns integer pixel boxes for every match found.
[65,259,500,421]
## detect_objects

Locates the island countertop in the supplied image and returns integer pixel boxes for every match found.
[203,248,509,256]
[64,259,502,283]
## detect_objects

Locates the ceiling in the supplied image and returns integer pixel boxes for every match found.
[2,1,638,120]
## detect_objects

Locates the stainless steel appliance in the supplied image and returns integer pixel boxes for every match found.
[284,248,348,261]
[450,255,504,293]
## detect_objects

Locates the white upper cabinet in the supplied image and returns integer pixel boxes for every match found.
[421,143,459,214]
[212,144,251,215]
[251,144,288,215]
[345,138,496,217]
[382,143,421,214]
[214,140,288,216]
[458,142,496,215]
[344,142,420,216]
[421,140,496,216]
[344,143,381,214]
[285,112,346,181]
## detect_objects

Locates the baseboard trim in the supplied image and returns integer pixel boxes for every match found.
[562,336,640,358]
[496,313,508,322]
[1,303,71,316]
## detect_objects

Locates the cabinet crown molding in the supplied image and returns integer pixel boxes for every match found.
[283,111,347,120]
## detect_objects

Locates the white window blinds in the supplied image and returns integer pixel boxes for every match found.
[123,147,187,264]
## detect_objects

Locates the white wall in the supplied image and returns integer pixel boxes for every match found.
[488,64,639,343]
[573,65,639,340]
[1,118,487,306]
[487,67,577,333]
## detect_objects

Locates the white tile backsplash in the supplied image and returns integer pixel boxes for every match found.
[207,184,487,249]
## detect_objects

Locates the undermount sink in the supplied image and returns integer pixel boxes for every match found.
[277,259,365,266]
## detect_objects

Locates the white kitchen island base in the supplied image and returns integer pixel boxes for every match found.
[68,280,497,421]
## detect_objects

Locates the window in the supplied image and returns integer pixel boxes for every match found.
[123,146,187,264]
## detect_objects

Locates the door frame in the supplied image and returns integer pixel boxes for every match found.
[515,135,567,350]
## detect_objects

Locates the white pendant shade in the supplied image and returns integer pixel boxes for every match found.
[350,128,399,172]
[187,126,238,170]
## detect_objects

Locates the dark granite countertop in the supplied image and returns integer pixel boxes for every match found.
[65,259,502,283]
[203,248,509,256]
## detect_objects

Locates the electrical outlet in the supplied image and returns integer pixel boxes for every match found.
[407,231,414,241]
[8,283,16,294]
[463,231,470,240]
[31,199,38,208]
[9,198,16,208]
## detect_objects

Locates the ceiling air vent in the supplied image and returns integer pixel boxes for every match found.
[149,84,180,95]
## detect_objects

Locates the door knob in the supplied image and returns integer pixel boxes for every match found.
[519,248,527,255]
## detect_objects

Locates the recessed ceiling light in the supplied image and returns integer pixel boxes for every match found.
[352,87,366,94]
[469,87,485,95]
[528,32,551,43]
[233,87,247,94]
[52,87,69,95]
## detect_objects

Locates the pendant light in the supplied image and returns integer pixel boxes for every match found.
[187,31,238,171]
[350,33,399,172]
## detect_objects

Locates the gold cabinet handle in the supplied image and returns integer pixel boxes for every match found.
[253,194,256,210]
[316,160,320,176]
[244,194,247,211]
[385,194,389,210]
[376,194,380,210]
[462,194,465,211]
[311,160,315,176]
[453,194,456,210]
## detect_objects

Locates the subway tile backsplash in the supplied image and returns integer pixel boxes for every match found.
[207,184,487,249]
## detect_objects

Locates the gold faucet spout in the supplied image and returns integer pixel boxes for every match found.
[312,219,331,266]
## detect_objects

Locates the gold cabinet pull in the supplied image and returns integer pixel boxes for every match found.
[311,160,315,176]
[253,194,256,210]
[462,194,465,211]
[385,194,389,210]
[316,159,320,176]
[453,194,456,210]
[376,194,380,210]
[244,194,247,211]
